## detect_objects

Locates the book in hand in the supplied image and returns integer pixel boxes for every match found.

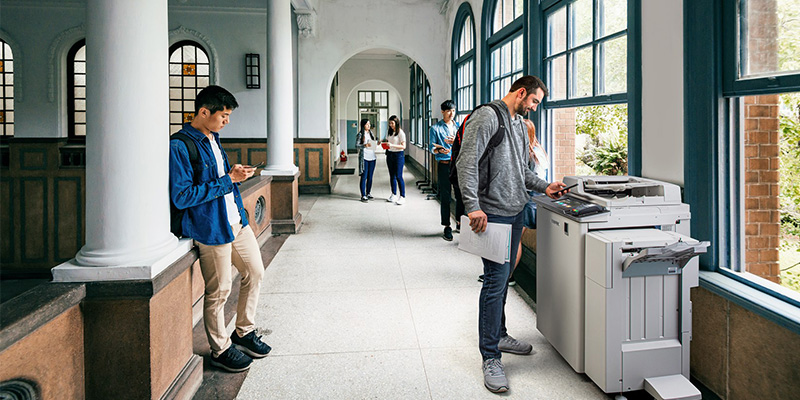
[457,216,511,264]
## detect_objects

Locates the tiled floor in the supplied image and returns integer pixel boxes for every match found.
[236,154,614,399]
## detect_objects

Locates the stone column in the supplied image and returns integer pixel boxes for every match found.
[263,0,302,233]
[53,0,187,281]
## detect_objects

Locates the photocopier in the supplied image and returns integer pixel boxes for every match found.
[531,176,709,400]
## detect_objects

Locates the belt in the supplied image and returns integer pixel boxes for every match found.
[439,160,450,164]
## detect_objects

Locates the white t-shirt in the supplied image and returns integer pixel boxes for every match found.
[532,145,549,179]
[387,129,406,152]
[362,133,377,161]
[209,139,242,226]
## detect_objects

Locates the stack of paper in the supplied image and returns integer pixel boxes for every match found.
[457,216,512,264]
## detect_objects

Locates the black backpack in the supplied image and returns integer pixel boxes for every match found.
[449,103,507,196]
[170,132,201,237]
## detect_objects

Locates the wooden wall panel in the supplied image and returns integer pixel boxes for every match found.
[21,178,47,263]
[0,177,14,262]
[55,178,82,261]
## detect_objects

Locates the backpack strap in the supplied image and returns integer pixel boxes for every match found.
[171,132,201,178]
[477,103,509,195]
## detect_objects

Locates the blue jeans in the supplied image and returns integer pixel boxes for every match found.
[479,211,524,360]
[386,151,405,197]
[359,159,376,197]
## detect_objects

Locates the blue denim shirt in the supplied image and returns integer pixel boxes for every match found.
[169,123,248,245]
[429,120,460,161]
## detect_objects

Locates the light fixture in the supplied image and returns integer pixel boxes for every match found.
[245,53,260,89]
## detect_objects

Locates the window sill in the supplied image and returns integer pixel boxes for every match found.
[699,271,800,335]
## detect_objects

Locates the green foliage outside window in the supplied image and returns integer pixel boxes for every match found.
[779,93,800,291]
[575,104,628,175]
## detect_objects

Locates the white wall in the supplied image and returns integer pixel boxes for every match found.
[0,0,270,139]
[296,0,450,140]
[640,0,684,185]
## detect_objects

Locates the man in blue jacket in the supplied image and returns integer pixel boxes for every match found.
[429,100,461,241]
[169,85,271,372]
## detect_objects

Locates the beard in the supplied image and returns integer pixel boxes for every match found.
[515,102,529,115]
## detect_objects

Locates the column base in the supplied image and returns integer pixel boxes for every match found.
[52,239,193,282]
[262,170,303,235]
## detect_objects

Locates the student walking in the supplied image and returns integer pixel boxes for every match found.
[385,115,407,205]
[356,119,377,202]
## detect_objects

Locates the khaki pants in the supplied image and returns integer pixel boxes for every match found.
[196,224,264,357]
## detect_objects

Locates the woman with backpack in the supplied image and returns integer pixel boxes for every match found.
[356,119,377,202]
[385,115,407,205]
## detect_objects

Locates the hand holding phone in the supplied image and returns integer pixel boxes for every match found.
[249,162,266,169]
[558,183,578,194]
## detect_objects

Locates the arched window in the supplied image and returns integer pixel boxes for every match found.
[452,3,476,123]
[485,0,525,101]
[0,39,13,136]
[67,39,86,138]
[169,41,210,134]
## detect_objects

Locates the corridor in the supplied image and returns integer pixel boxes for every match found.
[235,155,610,399]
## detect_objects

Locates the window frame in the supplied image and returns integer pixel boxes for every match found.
[481,0,528,103]
[686,0,800,309]
[535,0,642,176]
[168,40,211,135]
[452,2,477,123]
[67,39,86,140]
[0,38,14,137]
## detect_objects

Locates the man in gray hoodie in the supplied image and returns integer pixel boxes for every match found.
[456,76,567,393]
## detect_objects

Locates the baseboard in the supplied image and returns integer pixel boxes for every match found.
[160,354,203,400]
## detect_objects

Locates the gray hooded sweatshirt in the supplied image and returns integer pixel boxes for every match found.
[456,100,549,217]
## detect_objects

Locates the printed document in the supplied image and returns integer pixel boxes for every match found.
[457,216,511,264]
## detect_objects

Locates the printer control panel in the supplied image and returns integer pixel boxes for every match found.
[551,197,608,217]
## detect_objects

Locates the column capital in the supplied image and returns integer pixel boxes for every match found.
[295,9,317,38]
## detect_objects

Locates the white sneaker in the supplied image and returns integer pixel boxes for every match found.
[396,196,406,205]
[387,194,397,203]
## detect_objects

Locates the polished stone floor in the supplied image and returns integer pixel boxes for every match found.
[235,153,616,399]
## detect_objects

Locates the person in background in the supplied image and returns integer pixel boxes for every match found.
[385,115,407,205]
[429,100,461,241]
[356,119,377,202]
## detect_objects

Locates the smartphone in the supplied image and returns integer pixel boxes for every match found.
[249,162,266,169]
[558,183,578,194]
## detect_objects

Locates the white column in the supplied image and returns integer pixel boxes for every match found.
[263,0,299,175]
[54,0,185,281]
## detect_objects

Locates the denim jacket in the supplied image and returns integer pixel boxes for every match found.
[429,120,460,162]
[169,123,248,245]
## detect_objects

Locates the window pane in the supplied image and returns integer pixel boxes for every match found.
[548,55,567,101]
[1,39,14,136]
[740,0,800,76]
[493,0,503,33]
[572,47,593,98]
[570,0,593,48]
[182,46,195,63]
[549,104,628,180]
[547,6,567,56]
[600,0,627,37]
[514,0,523,20]
[501,42,510,75]
[734,93,800,297]
[491,48,501,79]
[512,35,523,71]
[600,35,627,94]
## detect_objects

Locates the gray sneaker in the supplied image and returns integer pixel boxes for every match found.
[498,335,533,355]
[482,358,509,393]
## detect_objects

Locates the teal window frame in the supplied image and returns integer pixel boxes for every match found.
[452,2,477,122]
[481,0,528,103]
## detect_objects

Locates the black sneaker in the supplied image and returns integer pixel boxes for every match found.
[231,330,272,359]
[477,274,484,282]
[360,196,368,202]
[367,194,374,200]
[210,346,252,372]
[508,276,516,286]
[454,222,461,233]
[443,226,453,241]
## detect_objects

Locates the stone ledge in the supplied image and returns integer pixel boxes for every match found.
[0,283,86,352]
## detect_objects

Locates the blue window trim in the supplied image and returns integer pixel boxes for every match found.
[534,0,641,176]
[481,0,528,103]
[452,2,476,118]
[685,0,800,313]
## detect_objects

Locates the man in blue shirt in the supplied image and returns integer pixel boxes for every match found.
[429,100,461,241]
[169,85,271,372]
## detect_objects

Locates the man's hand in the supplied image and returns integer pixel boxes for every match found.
[545,181,567,199]
[468,210,488,233]
[439,147,450,155]
[444,136,454,145]
[228,164,255,183]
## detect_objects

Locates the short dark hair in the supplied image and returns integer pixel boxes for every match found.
[509,75,549,97]
[195,85,239,114]
[441,100,456,111]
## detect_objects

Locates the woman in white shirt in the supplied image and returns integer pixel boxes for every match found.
[356,119,377,202]
[385,115,407,205]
